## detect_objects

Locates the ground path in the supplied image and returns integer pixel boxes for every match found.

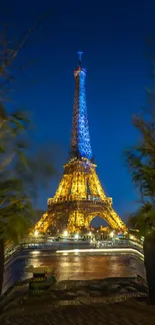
[1,299,155,325]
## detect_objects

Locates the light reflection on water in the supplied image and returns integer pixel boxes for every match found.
[3,251,145,293]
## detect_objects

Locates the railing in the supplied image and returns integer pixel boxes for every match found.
[4,245,21,264]
[48,196,113,204]
[96,240,143,256]
[4,238,144,263]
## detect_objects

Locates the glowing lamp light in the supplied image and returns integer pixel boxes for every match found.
[89,231,92,236]
[34,230,39,237]
[109,231,114,238]
[63,230,68,237]
[129,235,136,240]
[75,234,79,240]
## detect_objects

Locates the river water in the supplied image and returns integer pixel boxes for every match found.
[3,249,145,293]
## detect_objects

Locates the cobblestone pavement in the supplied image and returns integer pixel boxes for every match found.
[1,300,155,325]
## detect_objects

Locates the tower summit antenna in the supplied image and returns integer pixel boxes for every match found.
[78,51,83,67]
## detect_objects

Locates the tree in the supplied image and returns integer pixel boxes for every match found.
[0,23,57,295]
[125,101,155,304]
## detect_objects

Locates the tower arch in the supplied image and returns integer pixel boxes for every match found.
[85,211,121,230]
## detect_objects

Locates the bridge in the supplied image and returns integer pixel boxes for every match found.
[5,238,144,263]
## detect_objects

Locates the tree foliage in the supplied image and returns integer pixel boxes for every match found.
[125,85,155,235]
[0,20,58,294]
[0,19,56,265]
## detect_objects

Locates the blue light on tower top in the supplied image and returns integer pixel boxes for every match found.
[69,52,93,161]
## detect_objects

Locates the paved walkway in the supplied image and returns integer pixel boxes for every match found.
[1,299,155,325]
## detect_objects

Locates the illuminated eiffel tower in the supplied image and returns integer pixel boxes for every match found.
[34,53,127,234]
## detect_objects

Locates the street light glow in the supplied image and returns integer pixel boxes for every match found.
[34,230,39,237]
[56,248,144,259]
[75,234,79,240]
[109,231,114,238]
[63,230,68,237]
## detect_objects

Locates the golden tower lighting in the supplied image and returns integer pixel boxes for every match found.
[33,53,127,235]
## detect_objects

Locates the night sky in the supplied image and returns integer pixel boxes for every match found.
[1,0,155,225]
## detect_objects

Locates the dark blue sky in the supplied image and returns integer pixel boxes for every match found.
[1,0,155,223]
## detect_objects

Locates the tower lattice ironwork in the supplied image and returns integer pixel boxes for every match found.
[33,53,127,234]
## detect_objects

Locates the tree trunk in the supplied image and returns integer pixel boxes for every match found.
[143,235,155,305]
[0,238,4,296]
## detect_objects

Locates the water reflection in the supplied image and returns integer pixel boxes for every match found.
[3,251,145,293]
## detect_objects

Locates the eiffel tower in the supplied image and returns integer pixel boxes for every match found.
[34,53,127,234]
